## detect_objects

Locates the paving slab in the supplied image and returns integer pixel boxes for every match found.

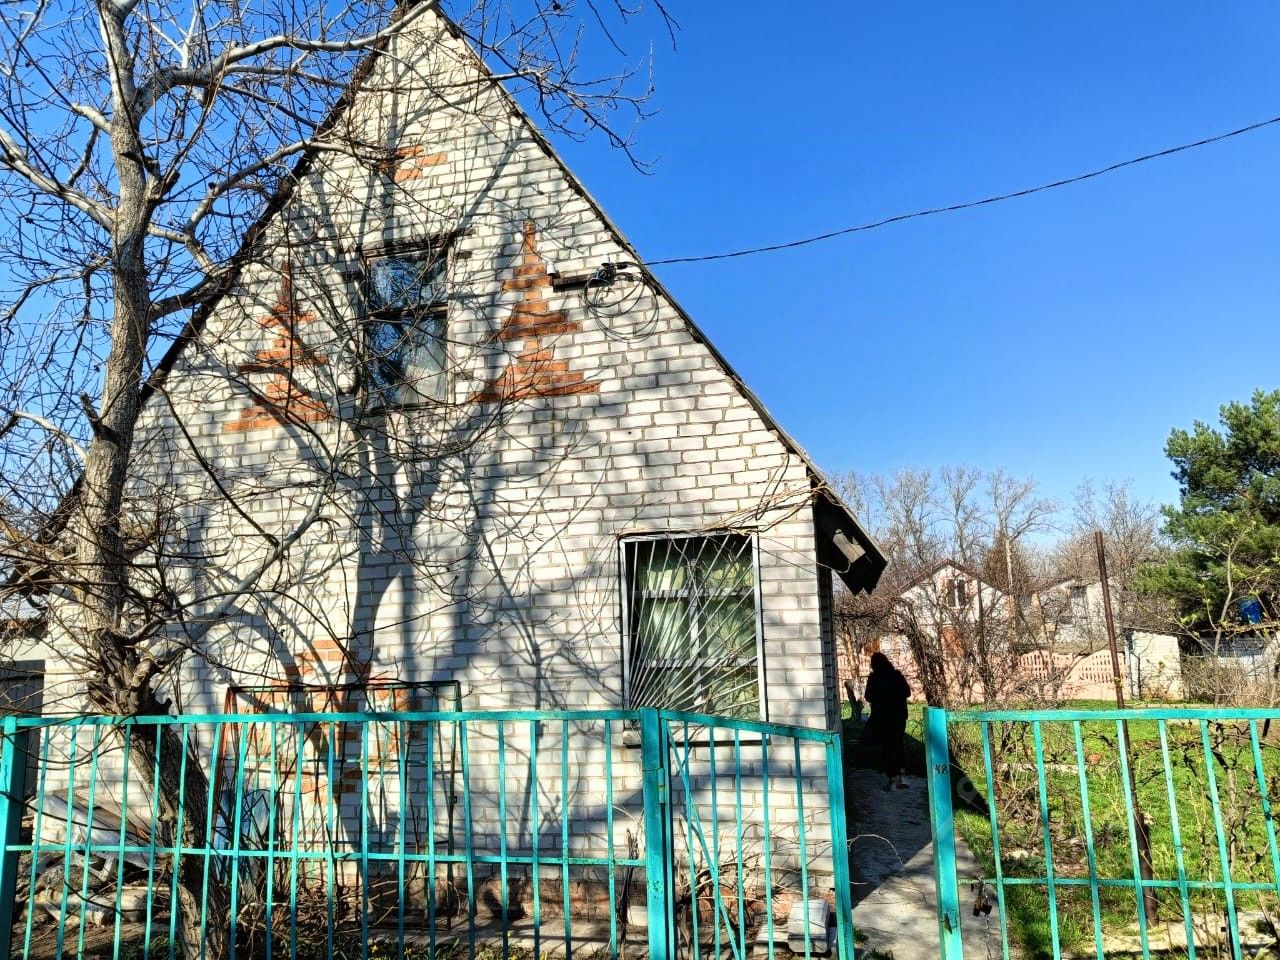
[849,770,999,960]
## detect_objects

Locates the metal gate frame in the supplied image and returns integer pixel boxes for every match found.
[925,705,1280,960]
[645,709,856,960]
[0,707,855,960]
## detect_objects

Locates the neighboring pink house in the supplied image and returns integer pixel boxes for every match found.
[840,560,1007,704]
[840,561,1185,705]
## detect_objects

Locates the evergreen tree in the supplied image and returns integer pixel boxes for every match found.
[1137,389,1280,636]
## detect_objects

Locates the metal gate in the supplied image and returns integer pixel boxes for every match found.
[0,707,853,960]
[653,710,854,960]
[925,705,1280,960]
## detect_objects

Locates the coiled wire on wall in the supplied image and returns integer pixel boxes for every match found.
[579,260,661,342]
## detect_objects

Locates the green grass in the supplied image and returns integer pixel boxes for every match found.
[842,698,1280,955]
[942,703,1280,959]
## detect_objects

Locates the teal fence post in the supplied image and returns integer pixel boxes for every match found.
[824,736,856,960]
[925,707,965,960]
[640,709,672,960]
[0,717,28,960]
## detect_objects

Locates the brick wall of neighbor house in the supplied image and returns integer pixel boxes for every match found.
[38,10,845,907]
[1126,630,1185,701]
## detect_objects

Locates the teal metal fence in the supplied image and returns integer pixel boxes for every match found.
[926,705,1280,960]
[0,707,853,960]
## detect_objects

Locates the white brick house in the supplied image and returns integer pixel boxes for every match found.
[27,7,885,731]
[29,6,885,920]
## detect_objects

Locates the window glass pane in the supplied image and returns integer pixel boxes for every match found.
[367,317,409,389]
[636,542,687,593]
[700,595,756,661]
[366,313,445,403]
[364,249,448,405]
[626,534,760,717]
[635,598,692,660]
[704,667,758,719]
[698,538,752,592]
[647,668,699,712]
[368,253,446,312]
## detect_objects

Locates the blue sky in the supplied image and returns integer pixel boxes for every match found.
[555,2,1280,513]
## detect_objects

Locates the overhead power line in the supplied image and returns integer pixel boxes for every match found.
[644,112,1280,266]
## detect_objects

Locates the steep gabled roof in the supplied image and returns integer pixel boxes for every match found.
[898,559,1002,597]
[39,5,886,594]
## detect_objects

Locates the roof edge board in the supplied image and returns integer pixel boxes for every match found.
[449,15,888,580]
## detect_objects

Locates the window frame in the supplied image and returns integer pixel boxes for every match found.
[618,530,768,722]
[1068,584,1089,621]
[945,577,969,610]
[359,239,453,408]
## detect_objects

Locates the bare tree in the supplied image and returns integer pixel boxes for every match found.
[1056,480,1164,582]
[0,2,672,955]
[831,467,1054,707]
[1048,479,1170,645]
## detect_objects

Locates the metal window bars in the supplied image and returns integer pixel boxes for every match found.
[624,534,763,720]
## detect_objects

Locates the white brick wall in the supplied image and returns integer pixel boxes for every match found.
[37,9,854,901]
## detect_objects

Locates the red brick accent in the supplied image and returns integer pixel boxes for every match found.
[469,222,600,404]
[287,636,379,687]
[471,370,598,404]
[517,347,556,364]
[226,264,333,433]
[512,299,553,317]
[381,145,448,183]
[502,274,552,291]
[495,317,577,341]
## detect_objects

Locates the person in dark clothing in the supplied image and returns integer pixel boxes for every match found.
[864,652,911,790]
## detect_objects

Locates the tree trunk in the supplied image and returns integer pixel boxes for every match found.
[902,625,949,708]
[124,689,231,960]
[974,583,995,706]
[67,9,232,959]
[85,663,231,960]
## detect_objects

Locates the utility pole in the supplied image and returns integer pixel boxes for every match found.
[1095,531,1160,923]
[975,570,991,705]
[1003,532,1015,605]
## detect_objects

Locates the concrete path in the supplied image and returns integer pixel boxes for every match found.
[848,769,997,960]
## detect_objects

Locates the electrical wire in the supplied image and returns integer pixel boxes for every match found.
[644,112,1280,266]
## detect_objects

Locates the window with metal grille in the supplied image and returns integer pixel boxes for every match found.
[622,533,762,719]
[363,245,448,405]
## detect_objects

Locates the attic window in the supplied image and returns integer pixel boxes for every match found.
[363,245,449,405]
[945,578,969,610]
